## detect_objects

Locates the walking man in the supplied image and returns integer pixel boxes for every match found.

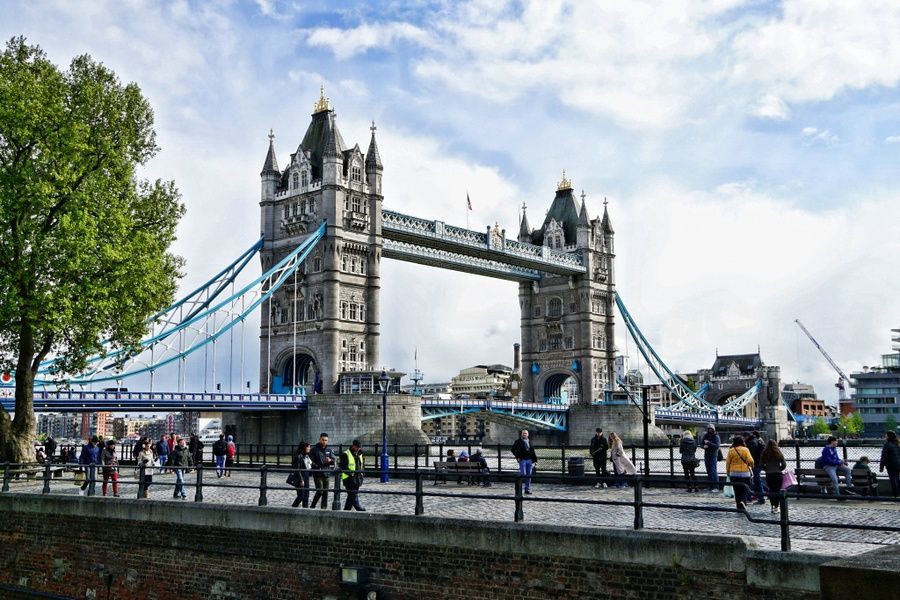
[212,433,228,478]
[701,424,721,492]
[589,427,609,488]
[511,429,538,495]
[188,433,204,468]
[155,435,170,474]
[169,437,192,499]
[340,439,366,511]
[310,433,335,509]
[78,436,102,495]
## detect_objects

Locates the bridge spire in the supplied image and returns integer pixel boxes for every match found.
[366,120,383,170]
[260,129,279,175]
[601,196,614,234]
[578,190,590,226]
[518,201,532,242]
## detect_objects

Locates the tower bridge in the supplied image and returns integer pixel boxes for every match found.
[2,90,790,444]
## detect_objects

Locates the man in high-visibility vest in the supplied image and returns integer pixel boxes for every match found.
[340,439,366,511]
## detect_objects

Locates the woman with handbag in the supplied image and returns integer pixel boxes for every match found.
[760,440,787,513]
[679,431,700,492]
[290,441,313,508]
[725,436,754,511]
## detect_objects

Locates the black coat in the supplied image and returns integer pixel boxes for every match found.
[310,443,334,470]
[881,441,900,471]
[589,435,609,458]
[511,439,537,462]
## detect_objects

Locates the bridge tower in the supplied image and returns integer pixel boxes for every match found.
[258,89,383,394]
[518,174,617,405]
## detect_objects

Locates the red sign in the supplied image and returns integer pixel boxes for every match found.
[0,373,12,385]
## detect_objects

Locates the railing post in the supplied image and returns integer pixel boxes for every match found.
[137,464,145,499]
[1,463,9,493]
[841,442,848,462]
[415,472,424,516]
[42,463,51,494]
[669,444,675,477]
[780,491,791,552]
[561,445,567,476]
[331,470,342,511]
[276,448,281,467]
[794,443,801,470]
[414,444,419,471]
[514,476,524,522]
[194,465,204,502]
[633,477,644,530]
[87,464,97,497]
[393,444,398,470]
[438,443,444,466]
[258,465,268,506]
[497,443,502,473]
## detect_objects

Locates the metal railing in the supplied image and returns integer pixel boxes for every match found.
[3,460,899,554]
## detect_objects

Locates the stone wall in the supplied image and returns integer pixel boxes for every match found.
[0,494,835,600]
[568,403,668,446]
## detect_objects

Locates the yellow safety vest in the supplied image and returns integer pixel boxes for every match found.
[341,449,363,480]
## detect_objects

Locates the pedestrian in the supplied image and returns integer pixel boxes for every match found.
[155,435,170,474]
[131,438,142,462]
[136,438,155,498]
[45,436,57,462]
[438,449,456,484]
[701,424,722,492]
[169,437,192,499]
[851,456,878,495]
[679,430,699,492]
[78,436,102,496]
[511,429,538,495]
[457,450,472,485]
[188,433,204,468]
[225,435,236,476]
[609,432,635,488]
[725,436,754,511]
[100,440,120,497]
[589,427,609,488]
[310,433,335,509]
[340,439,366,511]
[35,447,47,463]
[291,441,313,508]
[760,439,787,514]
[748,430,767,504]
[167,433,176,455]
[880,430,900,497]
[472,449,492,487]
[212,433,228,477]
[820,436,852,496]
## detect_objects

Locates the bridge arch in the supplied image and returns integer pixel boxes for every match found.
[272,346,320,394]
[538,369,580,405]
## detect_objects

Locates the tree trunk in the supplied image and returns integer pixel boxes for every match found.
[0,325,37,464]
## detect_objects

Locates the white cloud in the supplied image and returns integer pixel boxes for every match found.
[305,22,432,60]
[750,93,791,120]
[801,126,839,146]
[885,135,900,144]
[731,0,900,103]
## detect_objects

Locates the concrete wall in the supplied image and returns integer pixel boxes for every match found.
[568,403,668,446]
[0,494,837,600]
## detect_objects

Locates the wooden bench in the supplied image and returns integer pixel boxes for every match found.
[793,468,878,496]
[433,461,484,485]
[4,465,66,480]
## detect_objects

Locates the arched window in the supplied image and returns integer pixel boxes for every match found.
[548,297,563,317]
[292,172,299,189]
[313,256,322,272]
[351,164,362,182]
[301,171,308,187]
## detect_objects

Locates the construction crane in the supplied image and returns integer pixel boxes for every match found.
[794,319,850,402]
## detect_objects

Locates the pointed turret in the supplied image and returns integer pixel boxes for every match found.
[518,202,532,242]
[576,190,592,248]
[578,190,590,226]
[601,197,614,234]
[323,114,341,160]
[365,121,383,195]
[260,129,279,176]
[260,129,280,203]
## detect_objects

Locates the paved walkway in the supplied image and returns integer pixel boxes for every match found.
[6,469,899,556]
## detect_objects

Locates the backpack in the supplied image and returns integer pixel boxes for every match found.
[213,439,227,455]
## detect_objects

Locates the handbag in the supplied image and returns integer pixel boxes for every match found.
[722,475,734,498]
[286,471,302,487]
[781,469,797,490]
[73,470,86,486]
[716,449,724,462]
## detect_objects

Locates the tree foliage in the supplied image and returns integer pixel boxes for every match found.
[886,415,898,434]
[810,418,830,436]
[0,37,184,461]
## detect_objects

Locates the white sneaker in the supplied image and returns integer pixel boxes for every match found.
[78,489,85,496]
[594,483,601,489]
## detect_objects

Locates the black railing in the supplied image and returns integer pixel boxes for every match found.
[3,460,900,554]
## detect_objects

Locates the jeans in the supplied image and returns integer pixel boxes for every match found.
[681,461,697,489]
[342,479,363,510]
[292,472,310,507]
[174,469,186,497]
[704,454,719,490]
[824,464,852,495]
[886,467,900,497]
[518,459,534,492]
[102,470,118,496]
[731,474,752,509]
[311,473,330,508]
[592,452,609,483]
[158,455,168,473]
[215,455,226,476]
[765,472,784,510]
[752,466,767,500]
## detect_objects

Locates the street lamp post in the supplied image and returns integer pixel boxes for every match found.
[378,370,390,483]
[641,385,650,479]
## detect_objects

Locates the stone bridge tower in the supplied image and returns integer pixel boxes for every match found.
[518,174,617,405]
[258,89,383,394]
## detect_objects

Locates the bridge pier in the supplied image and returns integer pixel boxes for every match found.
[223,393,428,447]
[567,404,668,446]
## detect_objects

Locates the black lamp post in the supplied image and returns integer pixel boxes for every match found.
[378,369,390,483]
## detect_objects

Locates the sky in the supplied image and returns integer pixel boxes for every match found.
[4,0,900,405]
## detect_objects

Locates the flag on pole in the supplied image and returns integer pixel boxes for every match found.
[467,192,472,211]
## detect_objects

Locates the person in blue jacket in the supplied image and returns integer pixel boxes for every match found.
[78,436,102,495]
[155,435,170,473]
[821,436,852,495]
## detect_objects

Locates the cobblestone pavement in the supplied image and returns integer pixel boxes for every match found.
[7,468,899,556]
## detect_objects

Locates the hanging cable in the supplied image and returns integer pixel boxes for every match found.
[292,267,298,395]
[266,290,273,394]
[240,294,245,398]
[229,281,235,394]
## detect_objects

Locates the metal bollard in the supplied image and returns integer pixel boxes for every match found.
[633,477,644,530]
[194,464,204,502]
[331,470,342,511]
[779,491,791,552]
[414,472,424,516]
[258,465,268,506]
[87,464,97,497]
[137,464,146,499]
[514,476,524,522]
[42,463,51,494]
[1,463,9,493]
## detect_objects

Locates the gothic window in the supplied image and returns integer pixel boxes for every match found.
[533,306,542,318]
[292,202,298,217]
[348,345,358,365]
[351,196,362,212]
[539,338,548,352]
[283,205,289,219]
[349,303,358,321]
[548,298,563,317]
[340,302,348,320]
[292,172,299,189]
[301,171,308,187]
[313,255,322,272]
[344,197,349,211]
[569,298,577,313]
[360,259,367,275]
[549,335,562,351]
[351,164,362,182]
[296,300,305,321]
[350,256,358,273]
[564,336,574,350]
[342,255,348,271]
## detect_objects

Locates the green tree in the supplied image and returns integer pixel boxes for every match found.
[810,418,830,436]
[0,38,184,462]
[847,412,864,437]
[885,415,898,434]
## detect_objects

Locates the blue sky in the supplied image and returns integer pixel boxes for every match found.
[4,0,900,404]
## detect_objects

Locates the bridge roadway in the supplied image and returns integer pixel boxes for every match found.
[4,469,897,557]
